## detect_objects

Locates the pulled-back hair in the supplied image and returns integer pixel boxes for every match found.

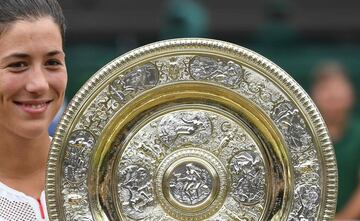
[0,0,66,40]
[310,61,350,88]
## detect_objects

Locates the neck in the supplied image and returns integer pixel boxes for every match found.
[0,132,50,179]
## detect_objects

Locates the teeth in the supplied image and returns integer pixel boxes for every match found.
[24,103,46,109]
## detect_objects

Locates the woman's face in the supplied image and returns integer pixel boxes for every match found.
[312,73,354,124]
[0,17,67,139]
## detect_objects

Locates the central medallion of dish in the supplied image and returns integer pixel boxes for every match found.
[168,161,213,206]
[115,107,267,220]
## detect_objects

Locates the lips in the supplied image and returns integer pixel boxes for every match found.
[14,100,53,114]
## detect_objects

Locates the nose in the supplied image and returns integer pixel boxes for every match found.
[25,65,49,94]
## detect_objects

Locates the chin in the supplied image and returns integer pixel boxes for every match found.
[22,130,49,140]
[17,121,50,139]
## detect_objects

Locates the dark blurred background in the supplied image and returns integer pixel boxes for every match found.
[58,0,360,115]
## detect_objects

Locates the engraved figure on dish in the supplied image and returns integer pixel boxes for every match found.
[169,163,212,205]
[238,72,283,111]
[230,151,265,204]
[118,165,154,219]
[64,146,90,183]
[271,102,312,152]
[189,56,243,87]
[78,92,118,137]
[138,141,164,159]
[158,111,212,147]
[64,130,95,183]
[175,116,204,136]
[290,184,320,220]
[109,63,159,102]
[62,183,91,220]
[168,57,182,80]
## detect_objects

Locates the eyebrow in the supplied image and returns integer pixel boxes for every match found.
[3,53,30,60]
[46,50,65,57]
[2,50,65,60]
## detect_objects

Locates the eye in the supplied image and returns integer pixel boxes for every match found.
[45,59,63,67]
[6,61,28,72]
[45,59,65,71]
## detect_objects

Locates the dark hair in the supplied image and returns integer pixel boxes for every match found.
[311,61,349,86]
[0,0,66,40]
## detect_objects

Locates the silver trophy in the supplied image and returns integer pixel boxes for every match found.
[46,38,337,220]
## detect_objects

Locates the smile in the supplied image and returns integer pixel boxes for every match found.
[23,102,48,109]
[14,100,52,114]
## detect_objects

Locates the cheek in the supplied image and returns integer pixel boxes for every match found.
[50,72,67,96]
[0,74,24,99]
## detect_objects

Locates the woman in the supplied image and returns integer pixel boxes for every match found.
[0,0,67,220]
[311,62,360,220]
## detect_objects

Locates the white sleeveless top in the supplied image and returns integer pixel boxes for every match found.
[0,182,48,221]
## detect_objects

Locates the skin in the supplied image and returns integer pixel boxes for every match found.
[311,73,354,141]
[0,17,67,199]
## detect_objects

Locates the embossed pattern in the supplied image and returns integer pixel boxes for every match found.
[158,112,212,147]
[169,163,213,205]
[230,151,265,205]
[189,56,243,88]
[109,63,159,102]
[118,165,154,219]
[117,110,266,220]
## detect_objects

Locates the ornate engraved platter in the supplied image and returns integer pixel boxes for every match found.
[46,38,337,221]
